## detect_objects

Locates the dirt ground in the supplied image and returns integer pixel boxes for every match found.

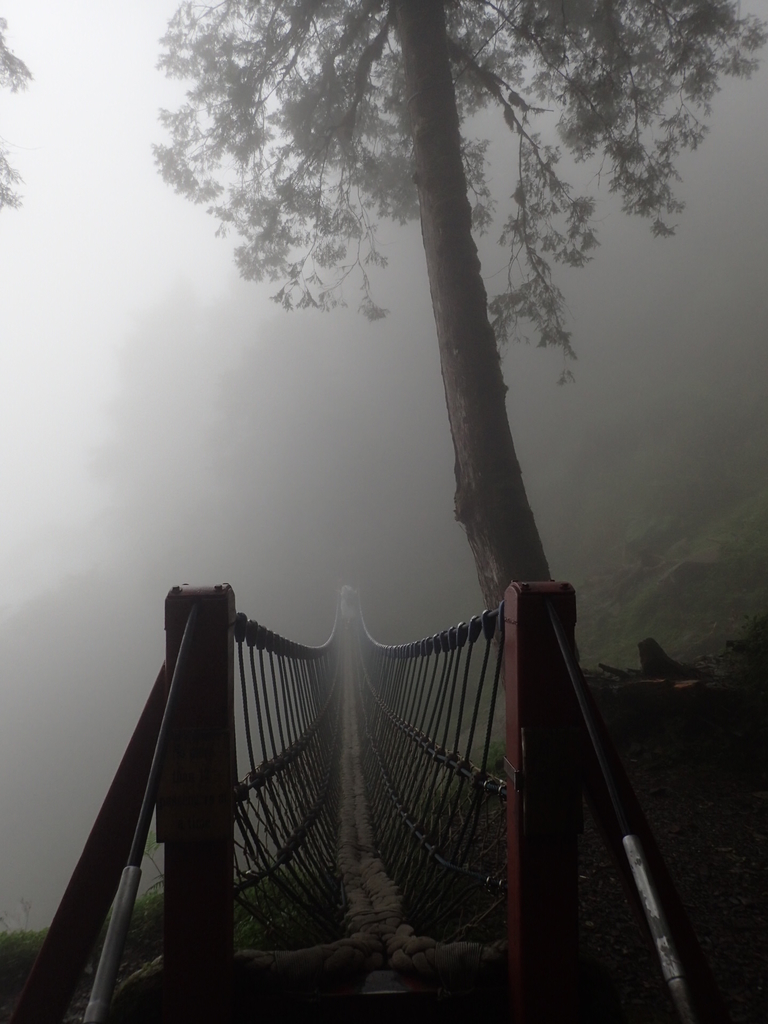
[578,750,768,1023]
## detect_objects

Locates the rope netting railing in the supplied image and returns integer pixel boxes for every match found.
[232,611,344,947]
[354,600,508,941]
[227,589,509,988]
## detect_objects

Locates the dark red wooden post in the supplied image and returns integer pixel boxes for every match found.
[504,581,582,1024]
[158,584,235,1024]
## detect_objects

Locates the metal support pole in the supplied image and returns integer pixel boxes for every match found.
[158,584,236,1024]
[504,581,582,1024]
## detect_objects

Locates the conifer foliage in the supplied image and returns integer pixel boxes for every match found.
[155,0,764,604]
[0,18,32,212]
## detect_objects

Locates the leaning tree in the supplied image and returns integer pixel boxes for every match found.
[155,0,764,607]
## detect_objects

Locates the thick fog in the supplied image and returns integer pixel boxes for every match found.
[0,0,767,928]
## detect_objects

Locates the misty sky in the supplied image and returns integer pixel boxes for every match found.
[0,0,767,927]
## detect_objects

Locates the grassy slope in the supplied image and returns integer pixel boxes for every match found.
[575,484,768,666]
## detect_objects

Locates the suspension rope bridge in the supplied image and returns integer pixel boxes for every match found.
[9,583,732,1024]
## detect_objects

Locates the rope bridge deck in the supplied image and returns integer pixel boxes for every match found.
[9,584,731,1024]
[229,587,508,1002]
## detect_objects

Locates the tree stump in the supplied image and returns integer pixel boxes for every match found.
[637,638,700,680]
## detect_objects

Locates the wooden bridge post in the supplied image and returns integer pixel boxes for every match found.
[504,581,582,1024]
[158,584,236,1024]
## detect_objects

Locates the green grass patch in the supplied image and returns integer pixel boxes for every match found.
[485,737,505,776]
[0,891,165,1008]
[0,928,47,1004]
[122,890,164,959]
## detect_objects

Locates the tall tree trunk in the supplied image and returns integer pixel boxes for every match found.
[395,0,550,606]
